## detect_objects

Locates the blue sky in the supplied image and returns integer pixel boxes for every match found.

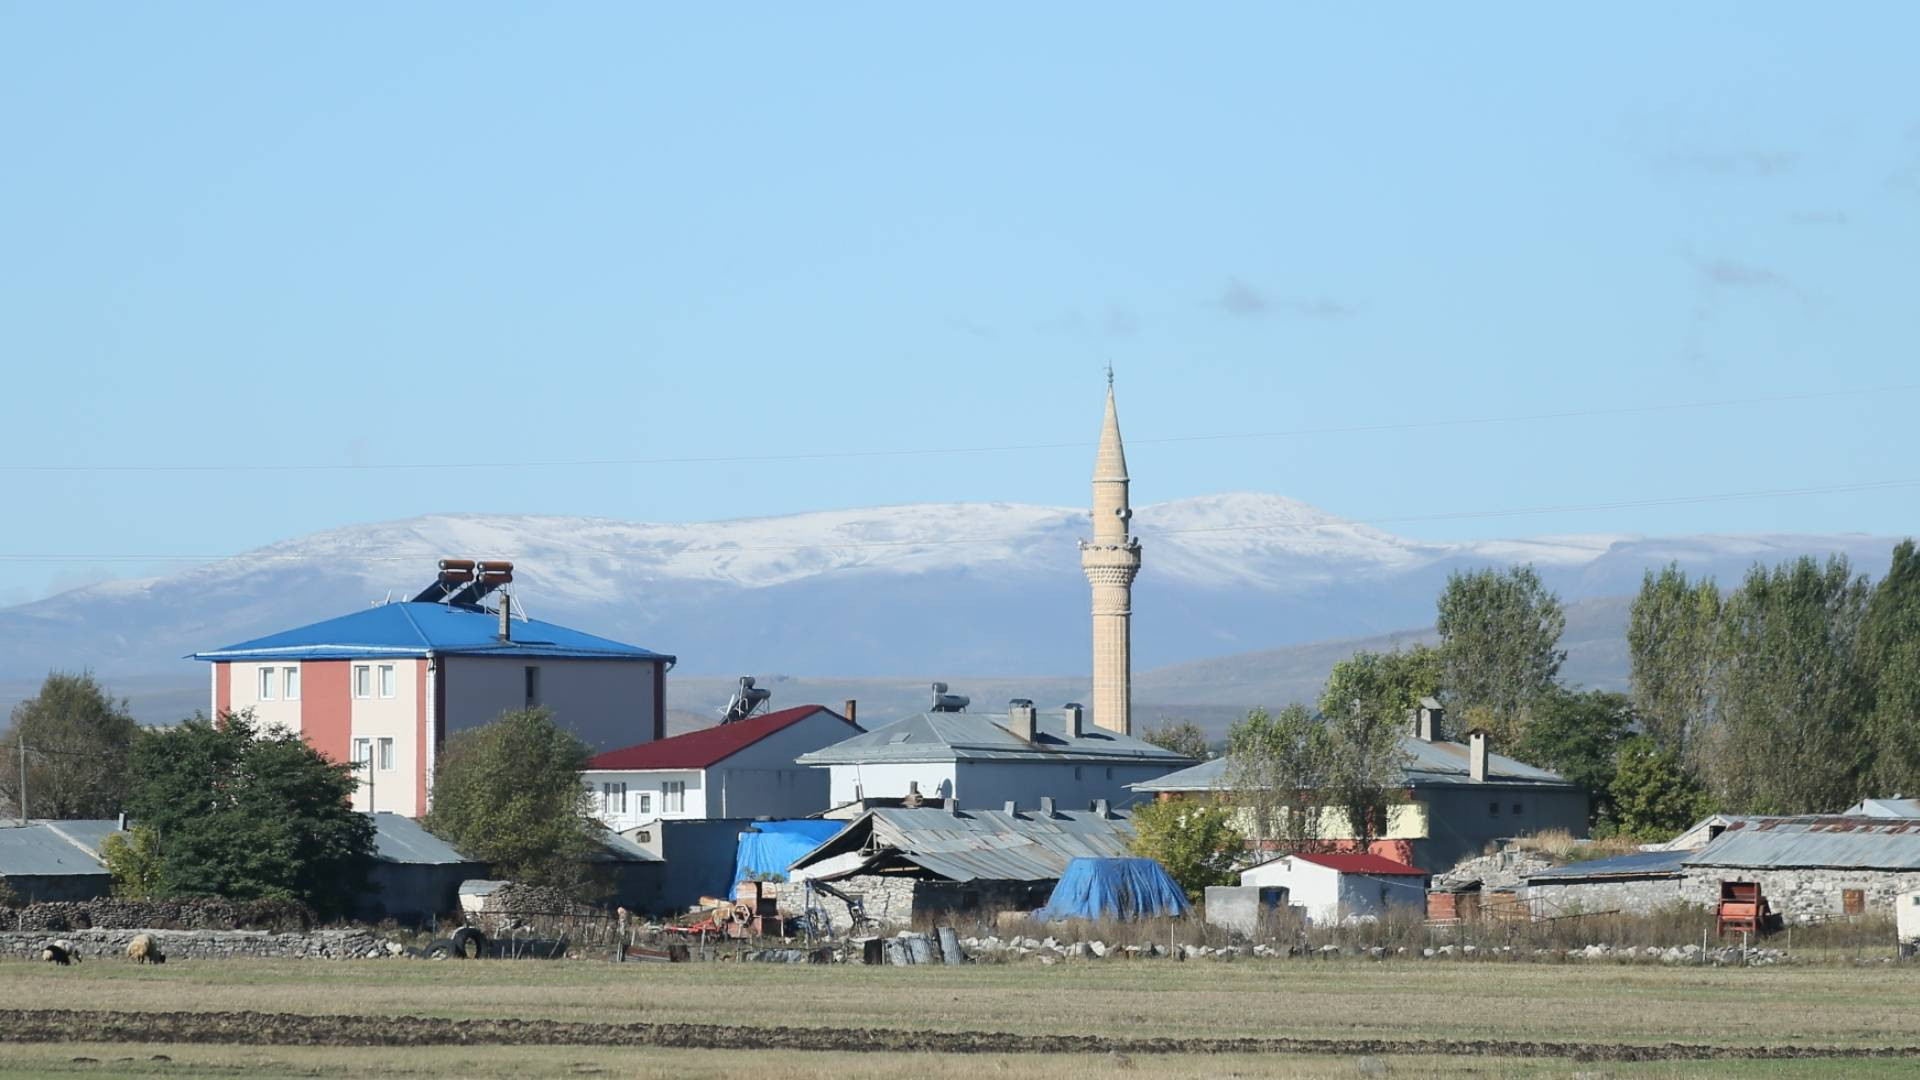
[2,3,1916,604]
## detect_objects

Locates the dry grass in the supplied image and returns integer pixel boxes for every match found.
[0,1043,1911,1079]
[5,956,1920,1050]
[1510,828,1643,861]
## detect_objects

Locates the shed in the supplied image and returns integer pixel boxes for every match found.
[359,814,489,923]
[732,820,846,898]
[0,821,116,903]
[1240,851,1428,924]
[1524,848,1692,917]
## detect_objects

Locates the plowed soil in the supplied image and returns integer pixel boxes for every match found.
[0,1009,1912,1063]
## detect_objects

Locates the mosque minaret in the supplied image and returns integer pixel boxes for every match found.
[1079,374,1142,735]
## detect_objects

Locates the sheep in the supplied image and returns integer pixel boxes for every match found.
[41,940,78,966]
[127,933,165,965]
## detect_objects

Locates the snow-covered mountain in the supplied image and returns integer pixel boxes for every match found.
[0,494,1901,696]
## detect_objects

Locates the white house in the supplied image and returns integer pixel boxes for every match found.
[1239,852,1429,924]
[794,700,1194,813]
[582,705,861,830]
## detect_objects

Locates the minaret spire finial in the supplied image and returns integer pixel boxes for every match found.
[1105,361,1114,390]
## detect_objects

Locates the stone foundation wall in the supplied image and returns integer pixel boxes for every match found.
[0,897,314,933]
[777,876,921,930]
[1679,866,1920,922]
[1528,877,1687,917]
[775,877,1051,931]
[0,928,385,961]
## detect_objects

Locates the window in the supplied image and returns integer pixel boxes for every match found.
[1512,802,1524,816]
[283,667,300,701]
[601,782,627,815]
[258,668,276,700]
[637,793,652,816]
[1073,766,1082,781]
[377,738,394,770]
[663,781,686,814]
[1843,889,1865,916]
[351,738,372,766]
[378,664,396,699]
[1489,802,1501,816]
[1105,767,1114,780]
[523,666,541,707]
[353,665,372,699]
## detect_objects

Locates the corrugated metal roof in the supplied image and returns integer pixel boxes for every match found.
[798,712,1193,767]
[0,821,114,878]
[1684,815,1920,871]
[369,814,477,866]
[791,806,1137,883]
[1131,734,1575,793]
[1847,798,1920,818]
[191,602,674,663]
[1529,849,1692,882]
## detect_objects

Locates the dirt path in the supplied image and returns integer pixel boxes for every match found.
[2,1009,1914,1062]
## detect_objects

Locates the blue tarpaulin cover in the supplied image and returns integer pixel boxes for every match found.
[732,820,846,894]
[1033,857,1192,921]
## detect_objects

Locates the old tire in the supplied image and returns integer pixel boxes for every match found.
[450,927,486,959]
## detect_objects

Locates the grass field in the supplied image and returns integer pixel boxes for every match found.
[3,957,1918,1078]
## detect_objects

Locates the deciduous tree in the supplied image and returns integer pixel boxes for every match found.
[1435,566,1566,743]
[1319,646,1443,738]
[1140,719,1211,761]
[1864,541,1920,794]
[1516,689,1633,828]
[125,711,374,917]
[1127,797,1243,903]
[0,672,138,820]
[425,708,603,888]
[1610,736,1711,841]
[1223,705,1326,849]
[1627,565,1723,758]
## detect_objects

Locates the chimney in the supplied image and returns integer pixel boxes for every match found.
[1469,729,1488,783]
[1007,699,1036,742]
[1416,697,1442,742]
[1092,798,1110,818]
[1003,800,1018,817]
[843,699,858,726]
[1039,796,1056,818]
[1063,702,1084,738]
[904,781,924,808]
[498,593,512,641]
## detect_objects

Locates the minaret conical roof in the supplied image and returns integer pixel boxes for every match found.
[1094,386,1128,482]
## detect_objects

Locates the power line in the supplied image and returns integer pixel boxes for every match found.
[0,382,1912,475]
[0,475,1911,564]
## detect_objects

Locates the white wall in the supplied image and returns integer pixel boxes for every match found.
[231,661,304,733]
[583,768,704,830]
[1241,857,1340,922]
[824,761,960,807]
[443,655,659,752]
[347,660,421,817]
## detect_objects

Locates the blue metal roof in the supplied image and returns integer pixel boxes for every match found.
[191,602,674,663]
[1528,849,1691,882]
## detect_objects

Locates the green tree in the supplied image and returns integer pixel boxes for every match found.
[1435,565,1566,745]
[125,711,374,917]
[425,708,602,887]
[1627,564,1724,758]
[1708,555,1871,813]
[1140,719,1211,761]
[1863,541,1920,794]
[1516,689,1633,828]
[1320,697,1412,849]
[1319,645,1443,738]
[0,672,139,820]
[1127,797,1243,903]
[100,825,165,899]
[1610,736,1711,841]
[1223,705,1326,848]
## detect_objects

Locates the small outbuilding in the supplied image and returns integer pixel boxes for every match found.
[1239,852,1428,924]
[1033,857,1190,922]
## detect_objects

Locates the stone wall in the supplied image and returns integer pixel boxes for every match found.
[1680,866,1920,922]
[0,897,314,933]
[0,928,385,961]
[775,876,1051,931]
[1527,877,1687,916]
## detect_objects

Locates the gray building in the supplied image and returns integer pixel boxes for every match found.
[797,700,1193,813]
[1133,707,1588,875]
[0,820,117,903]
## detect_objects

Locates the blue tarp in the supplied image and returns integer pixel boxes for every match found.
[732,820,846,894]
[1033,857,1192,921]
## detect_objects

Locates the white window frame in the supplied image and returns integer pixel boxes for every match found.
[376,737,394,770]
[258,667,276,701]
[353,665,372,700]
[283,666,300,701]
[601,781,627,815]
[351,738,372,766]
[663,781,686,814]
[637,792,652,816]
[378,664,396,699]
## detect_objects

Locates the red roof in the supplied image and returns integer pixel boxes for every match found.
[587,705,856,771]
[1292,852,1428,876]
